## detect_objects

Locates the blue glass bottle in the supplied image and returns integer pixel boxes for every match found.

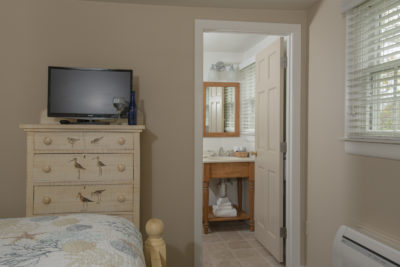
[128,90,137,125]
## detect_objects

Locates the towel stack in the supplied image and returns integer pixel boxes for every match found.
[212,197,237,217]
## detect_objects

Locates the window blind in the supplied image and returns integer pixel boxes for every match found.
[240,63,256,134]
[346,0,400,139]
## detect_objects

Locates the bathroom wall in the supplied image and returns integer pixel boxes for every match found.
[203,50,256,154]
[203,48,255,156]
[203,135,255,153]
[202,35,280,155]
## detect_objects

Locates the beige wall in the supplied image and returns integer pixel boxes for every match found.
[0,1,308,265]
[307,0,400,266]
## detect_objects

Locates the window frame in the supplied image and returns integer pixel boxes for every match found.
[345,0,400,159]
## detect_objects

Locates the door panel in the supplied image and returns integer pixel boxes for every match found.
[254,37,285,263]
[209,86,224,132]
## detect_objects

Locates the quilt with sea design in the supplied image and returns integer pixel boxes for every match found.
[0,213,145,267]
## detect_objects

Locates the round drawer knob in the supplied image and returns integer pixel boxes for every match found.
[117,195,126,203]
[117,164,126,172]
[42,165,52,173]
[42,196,52,205]
[43,137,52,146]
[118,137,126,145]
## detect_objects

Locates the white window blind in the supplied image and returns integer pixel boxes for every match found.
[240,63,256,134]
[346,0,400,140]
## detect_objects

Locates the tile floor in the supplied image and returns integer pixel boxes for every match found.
[202,221,285,267]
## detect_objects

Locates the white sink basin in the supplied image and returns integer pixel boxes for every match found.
[202,156,255,163]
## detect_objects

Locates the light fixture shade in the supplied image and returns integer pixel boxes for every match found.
[226,64,238,81]
[215,61,226,72]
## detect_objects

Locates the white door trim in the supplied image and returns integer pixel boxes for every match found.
[194,19,302,267]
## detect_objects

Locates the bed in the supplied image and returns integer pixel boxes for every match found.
[0,213,166,267]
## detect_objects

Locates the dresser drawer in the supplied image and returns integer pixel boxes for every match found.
[84,132,133,151]
[32,154,133,182]
[33,184,133,215]
[33,132,133,151]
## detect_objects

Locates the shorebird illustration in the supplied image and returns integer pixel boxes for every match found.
[91,189,106,203]
[92,156,106,176]
[70,158,85,179]
[67,137,80,147]
[90,136,104,144]
[77,192,94,208]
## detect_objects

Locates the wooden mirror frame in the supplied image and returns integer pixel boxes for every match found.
[203,82,240,137]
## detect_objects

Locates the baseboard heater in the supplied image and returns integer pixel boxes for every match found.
[333,226,400,267]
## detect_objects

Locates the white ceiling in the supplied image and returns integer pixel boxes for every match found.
[88,0,320,10]
[204,32,268,53]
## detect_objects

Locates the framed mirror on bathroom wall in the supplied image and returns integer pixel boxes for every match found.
[203,82,240,137]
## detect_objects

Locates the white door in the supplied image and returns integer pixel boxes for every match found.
[254,37,285,263]
[208,86,224,132]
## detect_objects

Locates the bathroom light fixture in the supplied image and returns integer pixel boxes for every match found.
[215,61,226,72]
[207,61,238,82]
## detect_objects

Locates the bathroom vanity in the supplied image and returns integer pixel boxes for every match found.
[202,157,255,234]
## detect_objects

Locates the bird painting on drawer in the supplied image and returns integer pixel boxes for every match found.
[92,156,106,176]
[91,189,106,203]
[77,192,94,209]
[67,137,80,147]
[90,136,104,144]
[70,158,85,179]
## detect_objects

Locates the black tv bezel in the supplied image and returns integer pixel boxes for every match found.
[47,66,133,119]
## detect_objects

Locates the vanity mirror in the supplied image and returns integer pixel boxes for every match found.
[203,82,240,137]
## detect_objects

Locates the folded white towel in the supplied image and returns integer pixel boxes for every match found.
[217,202,232,208]
[217,197,230,206]
[213,207,237,217]
[212,205,233,212]
[217,205,233,210]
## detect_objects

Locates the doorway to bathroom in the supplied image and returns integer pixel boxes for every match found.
[194,20,302,267]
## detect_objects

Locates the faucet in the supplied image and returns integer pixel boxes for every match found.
[218,147,224,156]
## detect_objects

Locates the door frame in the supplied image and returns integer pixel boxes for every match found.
[194,20,302,267]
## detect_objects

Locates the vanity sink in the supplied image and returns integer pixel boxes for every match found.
[202,156,255,234]
[202,156,255,163]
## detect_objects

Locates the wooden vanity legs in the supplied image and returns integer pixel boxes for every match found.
[203,164,210,234]
[249,163,255,231]
[237,179,242,213]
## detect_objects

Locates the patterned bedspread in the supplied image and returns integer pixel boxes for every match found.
[0,213,145,267]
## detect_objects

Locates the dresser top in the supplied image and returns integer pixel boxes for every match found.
[20,124,145,132]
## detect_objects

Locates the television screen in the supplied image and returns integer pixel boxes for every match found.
[48,67,132,119]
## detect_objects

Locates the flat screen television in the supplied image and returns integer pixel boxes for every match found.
[48,66,132,120]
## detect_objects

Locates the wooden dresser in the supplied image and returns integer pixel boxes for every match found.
[20,124,145,227]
